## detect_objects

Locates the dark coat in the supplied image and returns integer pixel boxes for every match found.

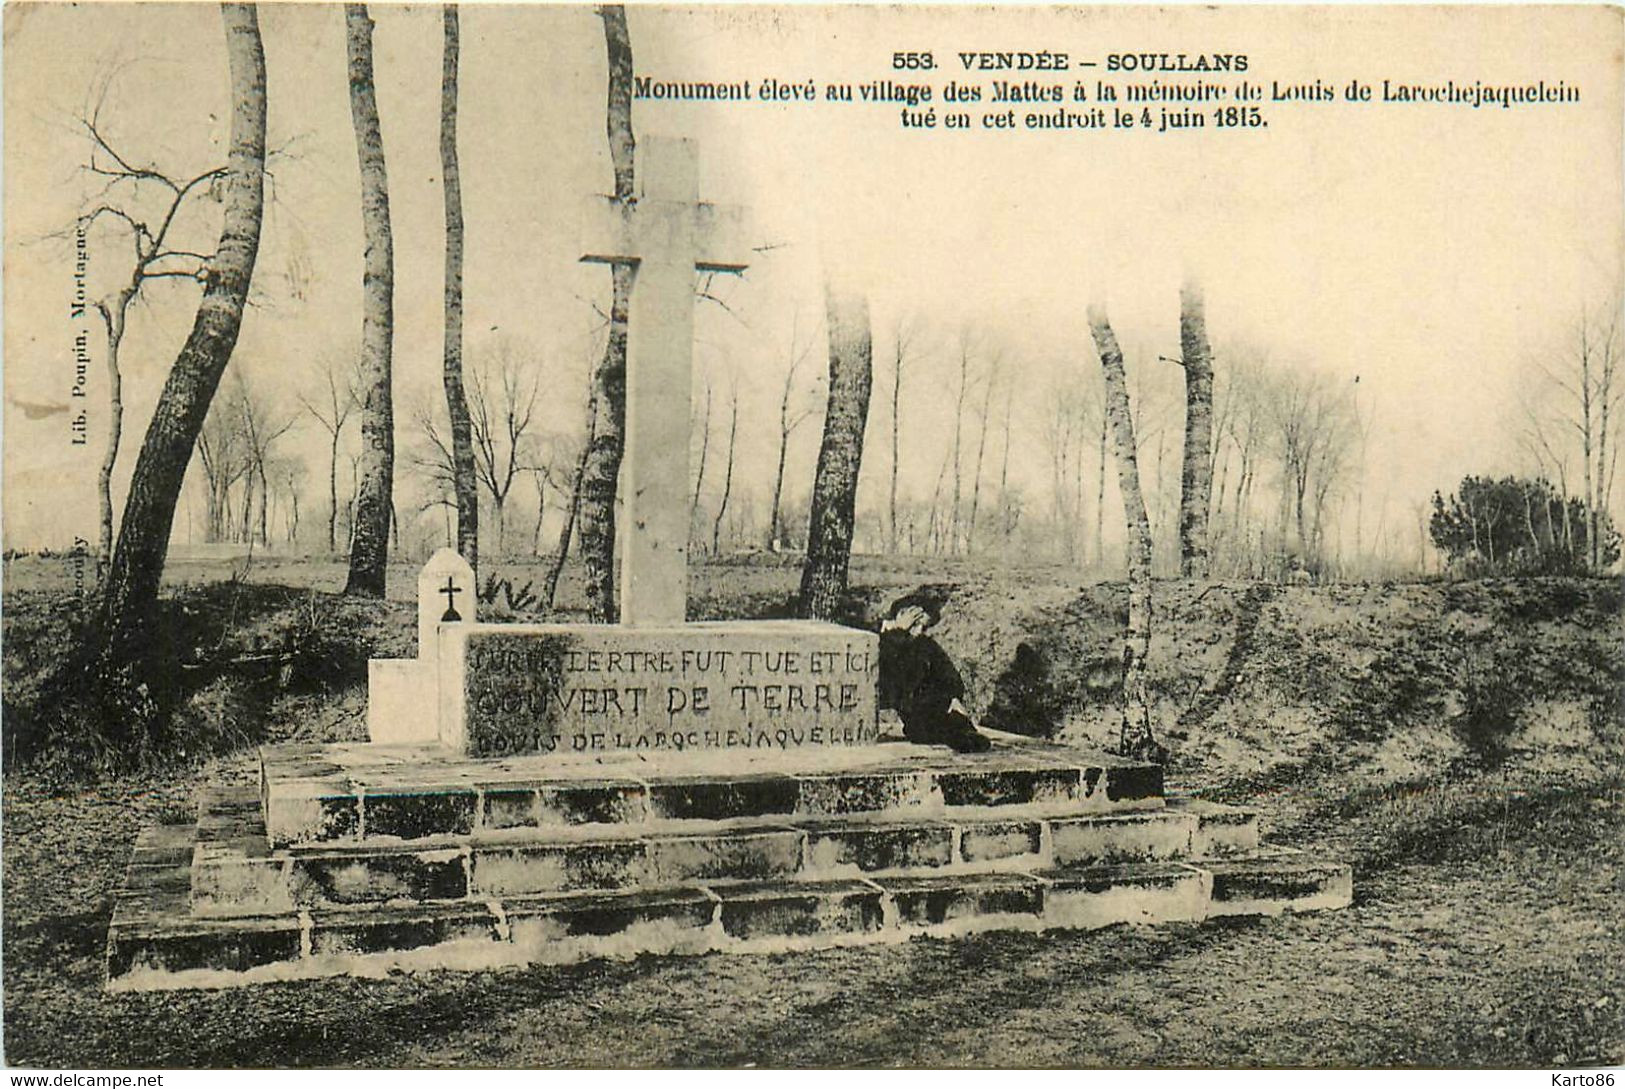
[877,628,965,721]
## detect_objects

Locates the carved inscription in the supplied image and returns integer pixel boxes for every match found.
[462,628,880,757]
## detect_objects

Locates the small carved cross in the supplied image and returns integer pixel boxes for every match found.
[439,576,463,623]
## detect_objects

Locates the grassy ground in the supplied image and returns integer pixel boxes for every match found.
[2,555,1621,1067]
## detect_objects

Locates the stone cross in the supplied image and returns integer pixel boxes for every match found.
[581,136,750,627]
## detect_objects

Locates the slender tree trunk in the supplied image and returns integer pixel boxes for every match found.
[967,367,995,553]
[1178,279,1215,578]
[998,383,1013,544]
[441,4,478,572]
[257,460,270,544]
[692,378,711,530]
[1524,485,1540,560]
[578,4,633,622]
[949,344,969,555]
[889,337,903,554]
[344,3,396,597]
[1595,325,1616,569]
[769,422,790,549]
[1556,468,1573,557]
[239,471,254,543]
[712,388,738,557]
[1094,411,1107,564]
[927,449,948,556]
[532,479,546,555]
[93,291,133,574]
[799,286,873,620]
[544,386,597,610]
[97,3,266,674]
[1088,304,1163,764]
[327,430,340,552]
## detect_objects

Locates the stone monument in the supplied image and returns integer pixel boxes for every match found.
[105,136,1351,990]
[364,136,879,765]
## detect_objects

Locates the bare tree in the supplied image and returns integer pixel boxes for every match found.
[410,341,543,557]
[691,372,712,535]
[799,285,873,620]
[578,3,634,622]
[70,103,227,571]
[965,347,1002,552]
[1176,278,1215,577]
[948,331,973,555]
[274,458,305,546]
[440,3,477,572]
[227,371,294,546]
[768,315,819,550]
[997,380,1016,546]
[887,315,917,554]
[296,351,360,553]
[407,396,459,519]
[543,360,599,610]
[97,3,266,675]
[1267,368,1356,569]
[1530,301,1623,571]
[1041,374,1100,563]
[466,340,543,553]
[343,3,396,597]
[196,398,251,543]
[1088,304,1164,764]
[1210,344,1269,574]
[712,378,740,557]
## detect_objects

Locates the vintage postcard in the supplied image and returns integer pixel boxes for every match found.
[2,1,1621,1071]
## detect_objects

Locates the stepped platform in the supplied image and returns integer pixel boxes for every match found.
[106,731,1351,990]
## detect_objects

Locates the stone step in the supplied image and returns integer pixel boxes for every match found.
[109,831,1350,990]
[192,788,1259,914]
[260,735,1166,847]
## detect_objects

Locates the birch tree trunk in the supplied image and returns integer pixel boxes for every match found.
[578,3,634,622]
[441,4,478,571]
[327,428,340,552]
[1088,304,1165,764]
[967,364,995,553]
[1178,278,1215,578]
[97,3,266,674]
[1095,413,1107,564]
[93,291,133,573]
[712,387,738,557]
[769,418,790,549]
[799,286,873,620]
[544,387,597,611]
[692,377,711,530]
[1580,316,1597,571]
[344,3,396,597]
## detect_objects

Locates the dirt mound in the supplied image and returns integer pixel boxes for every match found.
[909,575,1622,790]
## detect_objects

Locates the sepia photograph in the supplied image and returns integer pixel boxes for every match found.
[1,0,1621,1070]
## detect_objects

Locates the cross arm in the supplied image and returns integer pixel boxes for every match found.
[580,195,751,273]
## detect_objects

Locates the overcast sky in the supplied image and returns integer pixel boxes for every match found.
[4,3,1620,557]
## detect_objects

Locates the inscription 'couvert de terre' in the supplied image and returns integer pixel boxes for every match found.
[460,629,881,758]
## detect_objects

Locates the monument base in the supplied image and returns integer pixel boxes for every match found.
[106,729,1352,990]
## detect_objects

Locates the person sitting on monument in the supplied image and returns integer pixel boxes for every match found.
[877,592,992,754]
